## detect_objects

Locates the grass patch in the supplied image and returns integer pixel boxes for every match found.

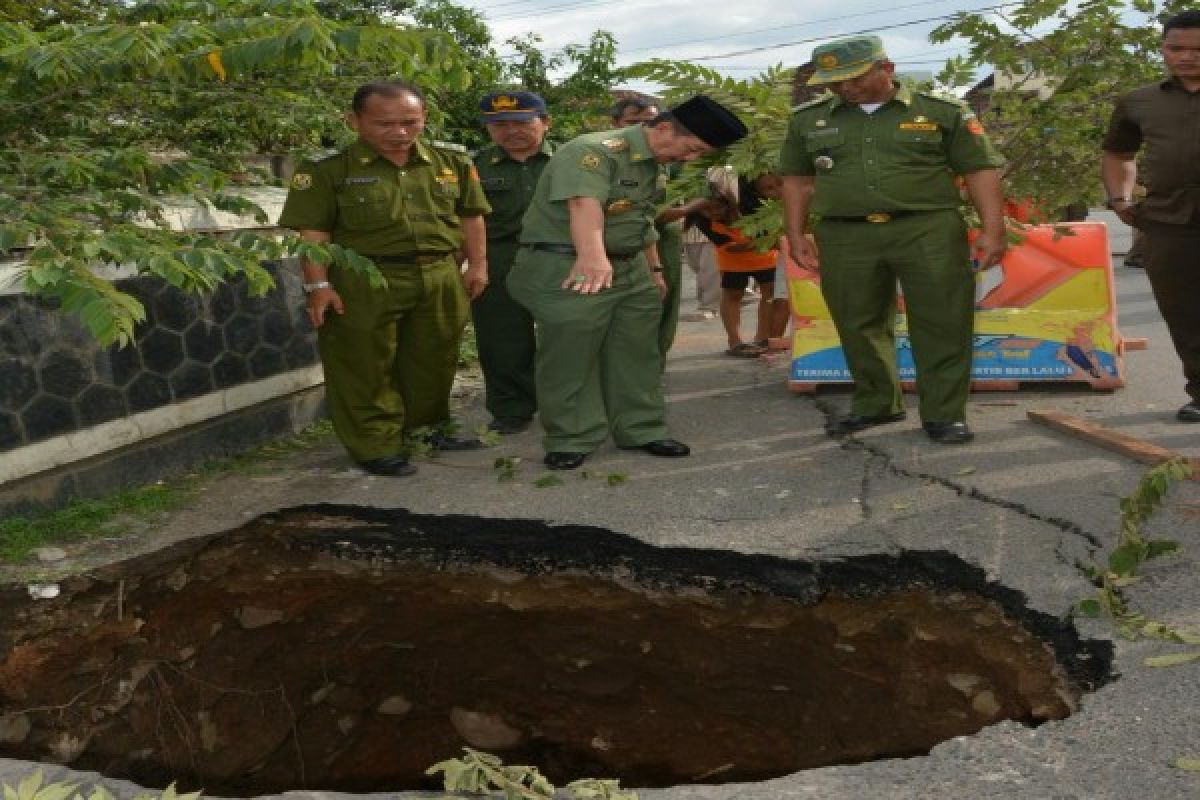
[0,419,337,564]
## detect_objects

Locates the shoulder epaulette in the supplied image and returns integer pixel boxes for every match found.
[791,94,834,113]
[916,90,967,108]
[431,140,468,153]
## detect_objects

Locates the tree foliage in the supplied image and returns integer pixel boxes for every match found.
[932,0,1193,215]
[624,59,796,245]
[0,0,470,345]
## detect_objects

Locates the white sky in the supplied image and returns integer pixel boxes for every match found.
[457,0,1007,90]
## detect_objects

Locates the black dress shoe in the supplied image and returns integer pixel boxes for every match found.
[826,411,906,436]
[544,451,587,470]
[621,439,691,457]
[1177,402,1200,423]
[923,421,974,444]
[358,455,418,476]
[426,431,484,451]
[488,416,533,435]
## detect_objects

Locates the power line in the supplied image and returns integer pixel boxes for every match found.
[689,3,1011,60]
[619,0,967,55]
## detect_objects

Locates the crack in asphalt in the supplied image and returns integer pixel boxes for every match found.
[814,398,1105,552]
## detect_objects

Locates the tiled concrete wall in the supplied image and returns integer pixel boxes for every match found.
[0,265,318,453]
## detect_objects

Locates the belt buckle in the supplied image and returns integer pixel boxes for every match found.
[865,212,892,224]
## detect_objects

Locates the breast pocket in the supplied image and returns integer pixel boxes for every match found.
[336,188,392,231]
[432,177,462,216]
[805,130,847,152]
[894,130,944,148]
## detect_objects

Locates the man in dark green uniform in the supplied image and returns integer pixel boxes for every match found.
[612,97,685,367]
[508,95,748,470]
[472,91,553,435]
[278,80,492,476]
[780,35,1007,444]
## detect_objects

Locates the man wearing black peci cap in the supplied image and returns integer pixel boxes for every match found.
[507,95,748,470]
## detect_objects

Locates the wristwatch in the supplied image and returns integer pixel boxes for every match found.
[1105,197,1131,209]
[302,280,332,293]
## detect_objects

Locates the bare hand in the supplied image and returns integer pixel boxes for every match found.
[972,229,1007,270]
[651,272,668,300]
[462,265,489,300]
[791,237,820,271]
[561,258,613,294]
[306,287,344,328]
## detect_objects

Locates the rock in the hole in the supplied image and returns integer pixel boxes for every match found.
[449,707,522,750]
[34,547,67,563]
[971,690,1002,717]
[238,606,284,629]
[0,714,31,744]
[377,695,413,716]
[47,732,89,763]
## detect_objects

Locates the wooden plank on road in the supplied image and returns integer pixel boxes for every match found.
[1028,410,1200,478]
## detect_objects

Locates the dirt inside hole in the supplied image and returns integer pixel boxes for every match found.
[0,507,1103,795]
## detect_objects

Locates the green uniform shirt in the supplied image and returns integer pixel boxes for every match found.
[278,138,491,255]
[474,140,554,241]
[519,125,662,252]
[779,84,1004,216]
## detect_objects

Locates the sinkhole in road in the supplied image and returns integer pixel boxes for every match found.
[0,505,1110,796]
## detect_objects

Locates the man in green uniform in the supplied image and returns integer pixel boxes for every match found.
[612,97,685,367]
[472,91,554,435]
[780,35,1006,444]
[278,80,492,476]
[508,95,748,470]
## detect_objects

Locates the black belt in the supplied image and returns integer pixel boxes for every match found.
[821,210,927,223]
[366,252,453,265]
[523,242,643,260]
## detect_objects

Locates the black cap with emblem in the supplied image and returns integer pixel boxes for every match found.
[669,95,749,149]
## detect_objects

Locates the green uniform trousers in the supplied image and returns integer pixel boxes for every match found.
[815,209,974,423]
[318,256,469,462]
[1139,219,1200,404]
[507,248,670,453]
[470,238,537,420]
[656,220,684,370]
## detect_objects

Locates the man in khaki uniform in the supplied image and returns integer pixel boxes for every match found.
[278,80,491,476]
[508,95,747,470]
[780,35,1006,444]
[472,91,554,435]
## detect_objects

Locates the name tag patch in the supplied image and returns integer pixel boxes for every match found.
[343,176,379,185]
[620,179,640,187]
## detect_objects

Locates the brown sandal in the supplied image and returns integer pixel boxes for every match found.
[725,342,766,358]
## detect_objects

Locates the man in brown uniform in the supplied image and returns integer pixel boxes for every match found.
[1102,10,1200,423]
[278,81,491,476]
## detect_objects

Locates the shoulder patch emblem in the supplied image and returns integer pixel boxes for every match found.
[602,137,629,152]
[581,153,602,170]
[291,173,313,190]
[965,118,985,135]
[606,199,634,215]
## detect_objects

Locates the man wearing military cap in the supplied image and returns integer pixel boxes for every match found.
[472,90,554,435]
[780,34,1007,444]
[278,80,491,476]
[508,94,748,470]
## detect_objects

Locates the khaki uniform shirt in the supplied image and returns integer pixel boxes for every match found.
[1103,78,1200,225]
[519,125,662,253]
[779,84,1004,216]
[277,138,490,256]
[474,140,554,241]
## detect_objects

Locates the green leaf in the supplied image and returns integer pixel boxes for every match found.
[1077,598,1102,617]
[1145,539,1180,560]
[1143,652,1200,668]
[1107,544,1143,577]
[1175,757,1200,771]
[534,475,563,488]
